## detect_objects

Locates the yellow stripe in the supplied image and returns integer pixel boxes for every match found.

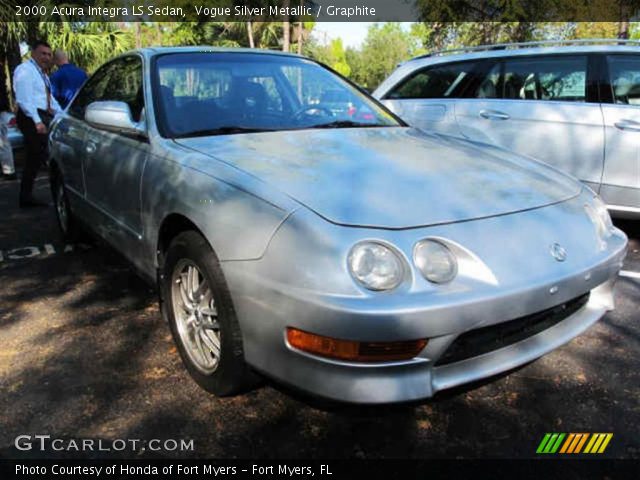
[598,434,613,454]
[560,434,575,453]
[567,434,582,453]
[574,433,589,453]
[590,434,606,454]
[584,433,599,453]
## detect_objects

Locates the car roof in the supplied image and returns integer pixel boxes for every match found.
[403,42,640,68]
[133,46,304,59]
[373,41,640,97]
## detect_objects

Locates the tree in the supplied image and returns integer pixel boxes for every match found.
[282,0,290,52]
[38,22,133,73]
[572,22,621,39]
[247,21,255,48]
[356,23,421,89]
[330,39,350,77]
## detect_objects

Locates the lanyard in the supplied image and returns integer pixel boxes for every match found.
[30,58,52,111]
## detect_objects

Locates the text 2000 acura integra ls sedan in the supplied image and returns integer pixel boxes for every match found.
[49,48,627,404]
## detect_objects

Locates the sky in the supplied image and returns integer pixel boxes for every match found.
[311,22,415,49]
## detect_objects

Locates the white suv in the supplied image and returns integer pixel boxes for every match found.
[374,40,640,218]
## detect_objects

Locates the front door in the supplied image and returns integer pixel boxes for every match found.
[80,55,148,261]
[454,55,605,192]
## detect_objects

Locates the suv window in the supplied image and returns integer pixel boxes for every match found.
[608,55,640,105]
[497,56,587,102]
[386,62,478,99]
[473,56,587,102]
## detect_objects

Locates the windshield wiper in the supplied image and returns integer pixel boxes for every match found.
[308,120,391,129]
[176,126,275,138]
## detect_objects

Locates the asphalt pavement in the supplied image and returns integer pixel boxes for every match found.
[0,162,638,460]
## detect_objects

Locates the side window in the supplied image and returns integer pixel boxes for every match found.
[386,62,478,99]
[474,63,501,99]
[68,63,114,119]
[101,56,144,122]
[500,56,587,102]
[608,55,640,105]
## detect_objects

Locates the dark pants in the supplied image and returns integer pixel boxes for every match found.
[16,109,48,202]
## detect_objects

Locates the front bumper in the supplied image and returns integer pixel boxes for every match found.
[222,202,627,404]
[225,257,623,404]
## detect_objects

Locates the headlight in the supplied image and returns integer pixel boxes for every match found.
[414,239,458,284]
[348,242,404,291]
[585,196,613,241]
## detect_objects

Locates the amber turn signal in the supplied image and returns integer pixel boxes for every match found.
[286,327,428,362]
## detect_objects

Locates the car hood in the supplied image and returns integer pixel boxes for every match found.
[175,127,581,229]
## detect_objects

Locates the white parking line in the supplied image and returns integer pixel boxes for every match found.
[620,270,640,280]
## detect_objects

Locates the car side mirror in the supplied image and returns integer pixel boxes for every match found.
[85,101,146,137]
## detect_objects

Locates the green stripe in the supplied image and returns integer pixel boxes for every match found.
[537,433,552,453]
[550,433,566,453]
[543,433,559,453]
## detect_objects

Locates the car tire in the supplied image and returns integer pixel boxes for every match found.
[161,230,259,396]
[51,171,84,243]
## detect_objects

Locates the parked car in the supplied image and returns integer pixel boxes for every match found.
[49,47,627,404]
[5,113,23,151]
[374,40,640,220]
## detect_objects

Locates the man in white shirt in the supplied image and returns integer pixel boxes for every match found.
[13,40,62,207]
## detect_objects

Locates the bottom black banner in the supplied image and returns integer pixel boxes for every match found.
[0,459,638,480]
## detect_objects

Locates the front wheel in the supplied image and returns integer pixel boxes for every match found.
[161,231,258,396]
[51,172,83,243]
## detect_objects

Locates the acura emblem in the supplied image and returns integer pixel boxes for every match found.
[550,243,567,262]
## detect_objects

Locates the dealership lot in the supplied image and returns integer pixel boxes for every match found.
[0,171,638,459]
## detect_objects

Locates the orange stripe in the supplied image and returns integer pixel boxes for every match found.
[560,433,575,453]
[574,433,589,453]
[598,434,613,453]
[567,434,582,453]
[590,434,606,453]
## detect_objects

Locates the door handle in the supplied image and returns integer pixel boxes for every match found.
[614,119,640,132]
[85,141,97,154]
[479,109,510,120]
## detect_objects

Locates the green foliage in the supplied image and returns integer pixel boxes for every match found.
[355,23,423,89]
[39,22,134,73]
[305,38,351,76]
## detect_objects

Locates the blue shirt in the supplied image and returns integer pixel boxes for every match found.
[50,63,88,108]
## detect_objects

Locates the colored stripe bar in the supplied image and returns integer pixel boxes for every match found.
[574,433,589,453]
[567,434,583,453]
[584,433,599,453]
[559,433,575,453]
[590,434,607,453]
[543,433,559,453]
[550,433,566,453]
[537,433,552,454]
[598,434,613,453]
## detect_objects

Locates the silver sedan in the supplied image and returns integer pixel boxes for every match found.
[49,47,627,404]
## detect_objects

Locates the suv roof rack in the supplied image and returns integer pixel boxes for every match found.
[411,38,640,61]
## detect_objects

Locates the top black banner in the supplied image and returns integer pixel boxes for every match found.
[3,0,640,22]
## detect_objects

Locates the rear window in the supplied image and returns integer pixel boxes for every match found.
[608,55,640,105]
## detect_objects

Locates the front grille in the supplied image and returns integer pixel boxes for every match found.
[434,293,590,367]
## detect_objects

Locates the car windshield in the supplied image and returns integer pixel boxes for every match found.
[153,52,399,138]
